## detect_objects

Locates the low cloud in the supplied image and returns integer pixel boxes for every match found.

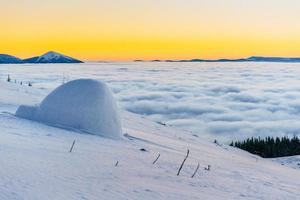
[4,62,300,143]
[107,63,300,143]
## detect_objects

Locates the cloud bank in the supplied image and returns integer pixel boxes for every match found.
[2,62,300,143]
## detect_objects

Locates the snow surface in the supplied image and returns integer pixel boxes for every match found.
[16,79,122,139]
[1,78,300,199]
[271,156,300,170]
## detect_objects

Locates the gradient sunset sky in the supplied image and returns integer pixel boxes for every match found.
[2,0,300,61]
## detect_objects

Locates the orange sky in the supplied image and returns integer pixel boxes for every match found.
[1,0,300,61]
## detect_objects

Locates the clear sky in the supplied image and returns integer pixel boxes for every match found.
[1,0,300,61]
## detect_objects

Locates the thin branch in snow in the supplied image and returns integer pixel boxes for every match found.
[140,148,147,152]
[7,75,11,82]
[115,161,119,167]
[191,163,200,178]
[152,153,161,165]
[177,149,189,176]
[69,139,76,153]
[204,165,211,171]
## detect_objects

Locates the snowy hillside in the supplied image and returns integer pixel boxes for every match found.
[0,80,300,200]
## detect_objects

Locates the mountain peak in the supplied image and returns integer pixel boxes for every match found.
[39,51,63,60]
[21,51,83,64]
[36,51,83,63]
[42,51,59,56]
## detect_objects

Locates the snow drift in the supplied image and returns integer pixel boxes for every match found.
[16,79,122,139]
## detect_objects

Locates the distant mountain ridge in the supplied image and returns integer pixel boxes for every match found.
[144,56,300,63]
[0,54,23,64]
[2,53,300,64]
[0,51,83,64]
[246,56,300,62]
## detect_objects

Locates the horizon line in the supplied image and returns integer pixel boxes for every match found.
[3,51,300,62]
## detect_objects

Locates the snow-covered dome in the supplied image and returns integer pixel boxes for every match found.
[16,79,122,139]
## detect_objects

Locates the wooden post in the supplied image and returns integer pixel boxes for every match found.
[177,149,189,176]
[152,153,161,165]
[69,139,76,152]
[191,163,200,178]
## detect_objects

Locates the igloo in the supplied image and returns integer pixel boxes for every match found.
[16,79,122,139]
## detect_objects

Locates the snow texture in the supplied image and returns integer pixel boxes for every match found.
[16,79,122,139]
[272,156,300,170]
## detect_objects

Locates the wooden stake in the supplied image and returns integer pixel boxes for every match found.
[191,163,200,178]
[177,149,189,176]
[152,153,161,165]
[69,139,76,153]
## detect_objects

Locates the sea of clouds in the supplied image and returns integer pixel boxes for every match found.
[2,62,300,142]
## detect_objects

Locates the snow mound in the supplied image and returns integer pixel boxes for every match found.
[16,79,122,139]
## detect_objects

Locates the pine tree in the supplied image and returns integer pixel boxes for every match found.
[232,136,300,158]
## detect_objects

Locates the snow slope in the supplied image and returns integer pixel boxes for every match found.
[271,156,300,170]
[1,81,300,200]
